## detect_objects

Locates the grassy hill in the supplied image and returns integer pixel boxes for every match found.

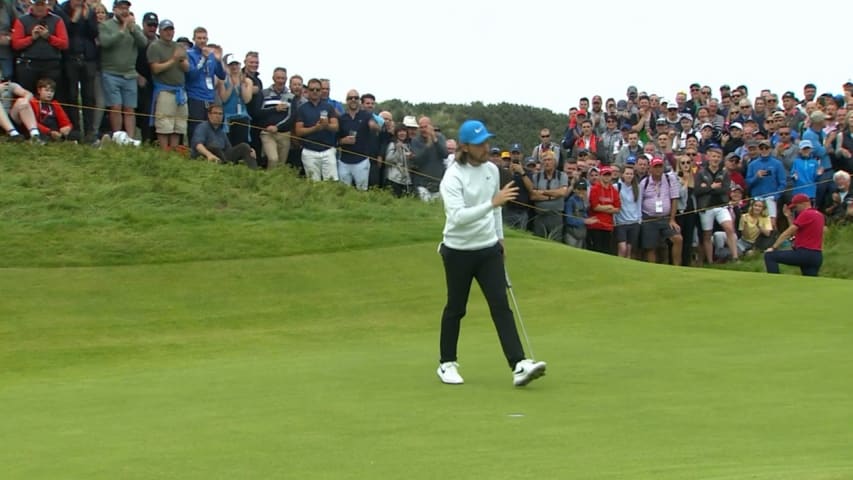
[1,144,852,479]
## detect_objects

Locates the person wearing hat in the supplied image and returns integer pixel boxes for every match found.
[801,110,834,210]
[435,119,547,387]
[763,193,824,276]
[587,165,620,254]
[563,178,593,248]
[638,157,683,265]
[9,0,68,98]
[781,91,806,132]
[790,139,822,199]
[504,144,532,230]
[98,0,147,141]
[147,18,190,151]
[745,138,786,229]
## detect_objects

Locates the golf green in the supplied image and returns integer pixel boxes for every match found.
[2,241,851,479]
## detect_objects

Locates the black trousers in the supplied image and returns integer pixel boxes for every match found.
[187,98,208,144]
[63,57,98,136]
[439,243,525,369]
[207,143,258,169]
[136,81,155,143]
[15,58,62,96]
[586,228,614,254]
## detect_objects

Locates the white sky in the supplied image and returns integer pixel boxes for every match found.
[139,0,851,114]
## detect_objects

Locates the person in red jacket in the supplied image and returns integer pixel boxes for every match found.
[29,77,78,141]
[587,165,621,254]
[10,0,69,95]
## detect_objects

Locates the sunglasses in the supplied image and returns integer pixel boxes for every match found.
[540,134,550,138]
[346,96,360,100]
[307,87,321,92]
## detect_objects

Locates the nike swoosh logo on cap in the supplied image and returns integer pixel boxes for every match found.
[474,127,483,134]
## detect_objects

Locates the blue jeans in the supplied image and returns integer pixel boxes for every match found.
[338,157,370,190]
[764,248,822,276]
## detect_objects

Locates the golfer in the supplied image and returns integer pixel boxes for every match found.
[436,119,547,387]
[763,193,825,276]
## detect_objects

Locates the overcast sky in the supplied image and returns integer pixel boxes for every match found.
[139,0,850,114]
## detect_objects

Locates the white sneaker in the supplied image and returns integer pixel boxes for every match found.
[437,361,464,385]
[513,359,546,387]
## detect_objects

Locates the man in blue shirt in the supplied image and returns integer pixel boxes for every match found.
[294,78,339,182]
[191,104,257,169]
[184,26,225,142]
[337,89,378,190]
[745,139,786,229]
[801,110,834,211]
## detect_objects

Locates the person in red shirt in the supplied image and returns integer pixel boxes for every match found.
[763,193,824,276]
[29,77,77,141]
[587,165,621,254]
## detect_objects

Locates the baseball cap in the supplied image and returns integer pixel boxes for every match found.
[746,140,759,148]
[626,156,637,165]
[112,0,131,6]
[799,140,813,150]
[489,147,501,154]
[176,37,192,47]
[616,100,628,111]
[525,157,538,166]
[656,117,667,125]
[576,148,590,156]
[500,151,511,159]
[458,119,494,145]
[576,109,588,116]
[574,179,589,190]
[159,19,175,30]
[680,113,693,122]
[667,103,678,110]
[650,157,665,167]
[599,166,614,175]
[510,143,522,153]
[782,91,798,101]
[730,183,743,192]
[142,12,158,25]
[700,122,713,130]
[810,111,827,122]
[729,122,743,130]
[788,193,811,208]
[627,85,638,94]
[758,139,771,147]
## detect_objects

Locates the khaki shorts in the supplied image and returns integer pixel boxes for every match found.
[154,90,188,135]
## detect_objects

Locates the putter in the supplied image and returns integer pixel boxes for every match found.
[504,268,536,361]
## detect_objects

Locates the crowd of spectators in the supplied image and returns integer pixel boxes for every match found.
[2,0,853,266]
[490,83,853,266]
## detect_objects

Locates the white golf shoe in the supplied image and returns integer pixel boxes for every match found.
[437,361,464,385]
[513,359,546,387]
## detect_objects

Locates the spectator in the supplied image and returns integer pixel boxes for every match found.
[256,67,295,169]
[294,77,339,182]
[639,157,683,265]
[98,0,145,140]
[801,110,834,211]
[764,193,824,276]
[527,149,568,241]
[830,110,853,173]
[587,165,620,254]
[589,95,606,136]
[614,131,642,168]
[0,70,42,141]
[11,0,67,97]
[319,78,343,115]
[695,146,739,263]
[563,178,593,248]
[218,54,252,148]
[59,0,98,140]
[29,76,77,141]
[781,91,806,133]
[185,26,225,142]
[360,93,385,187]
[0,1,14,78]
[745,139,786,229]
[384,124,413,197]
[147,18,189,151]
[531,127,561,165]
[337,89,378,190]
[790,140,822,203]
[504,146,532,230]
[614,165,641,258]
[134,10,158,143]
[190,103,257,169]
[737,198,775,256]
[410,116,447,202]
[241,51,262,155]
[599,115,622,165]
[722,122,744,156]
[572,119,601,160]
[823,170,852,223]
[674,155,699,266]
[724,152,746,192]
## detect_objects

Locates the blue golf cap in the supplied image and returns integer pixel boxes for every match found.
[458,120,494,145]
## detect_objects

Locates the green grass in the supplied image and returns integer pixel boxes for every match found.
[1,144,853,479]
